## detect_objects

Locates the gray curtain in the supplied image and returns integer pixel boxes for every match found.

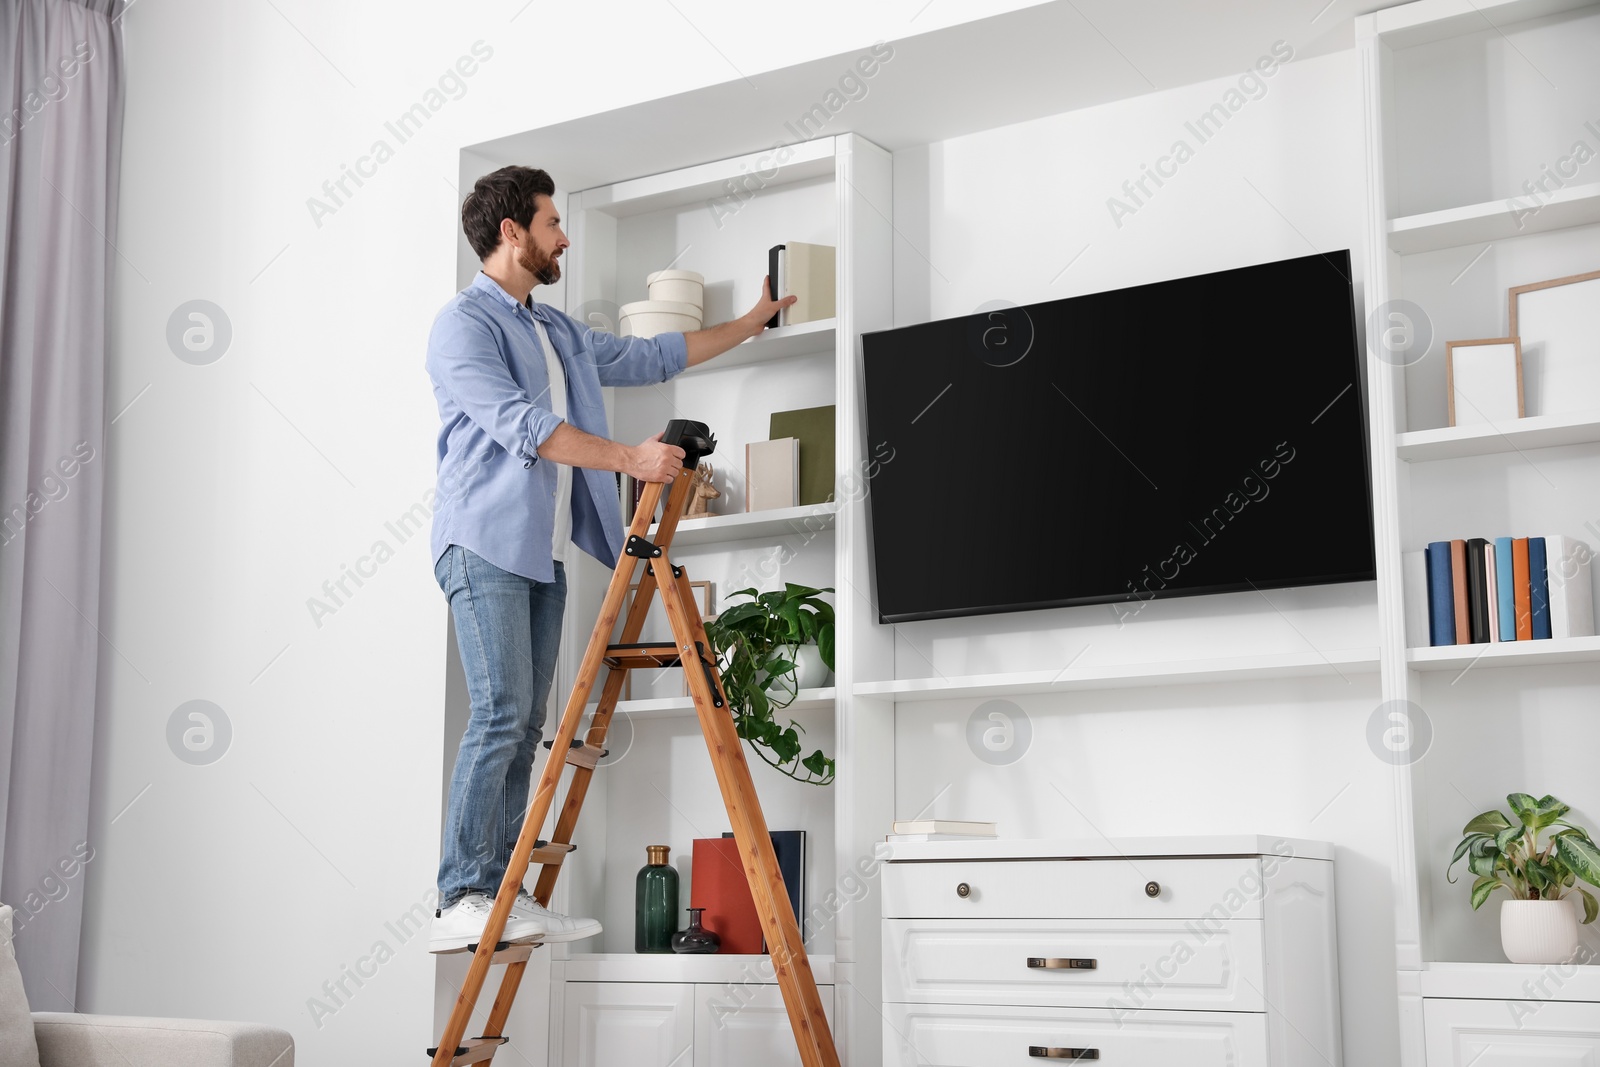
[0,0,124,1011]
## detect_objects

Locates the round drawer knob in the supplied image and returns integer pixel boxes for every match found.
[1144,880,1161,898]
[956,882,971,899]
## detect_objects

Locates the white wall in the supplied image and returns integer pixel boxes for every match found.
[890,48,1404,1063]
[78,1,1045,1063]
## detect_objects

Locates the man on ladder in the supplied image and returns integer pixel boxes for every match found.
[424,164,794,953]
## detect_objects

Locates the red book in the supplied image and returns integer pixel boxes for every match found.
[1450,540,1470,646]
[691,837,763,954]
[1513,537,1533,640]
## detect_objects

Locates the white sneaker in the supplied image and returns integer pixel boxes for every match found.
[514,889,603,943]
[429,892,546,954]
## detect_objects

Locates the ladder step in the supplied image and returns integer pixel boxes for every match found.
[528,841,576,865]
[603,642,683,669]
[425,1036,508,1065]
[462,942,538,965]
[565,743,606,770]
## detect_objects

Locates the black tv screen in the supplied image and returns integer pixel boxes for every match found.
[861,249,1375,624]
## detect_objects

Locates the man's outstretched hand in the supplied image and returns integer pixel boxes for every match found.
[629,431,687,483]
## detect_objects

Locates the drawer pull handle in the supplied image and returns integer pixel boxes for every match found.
[1029,1047,1098,1060]
[955,882,971,898]
[1145,880,1161,898]
[1027,957,1097,970]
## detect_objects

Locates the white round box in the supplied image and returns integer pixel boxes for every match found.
[619,300,702,338]
[646,269,705,309]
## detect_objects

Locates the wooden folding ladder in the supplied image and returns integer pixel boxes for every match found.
[429,420,839,1067]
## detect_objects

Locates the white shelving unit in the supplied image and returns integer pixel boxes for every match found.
[1358,0,1600,1061]
[855,648,1381,701]
[504,131,895,1067]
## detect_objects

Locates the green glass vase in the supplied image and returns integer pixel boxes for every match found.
[635,845,679,953]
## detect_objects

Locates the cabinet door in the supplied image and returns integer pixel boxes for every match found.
[562,982,694,1067]
[1424,997,1600,1066]
[694,983,835,1067]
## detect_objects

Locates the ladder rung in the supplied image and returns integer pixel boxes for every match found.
[565,743,606,770]
[528,841,575,865]
[603,642,682,669]
[426,1036,508,1065]
[466,943,536,965]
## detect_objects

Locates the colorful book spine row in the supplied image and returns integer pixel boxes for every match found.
[1425,536,1595,646]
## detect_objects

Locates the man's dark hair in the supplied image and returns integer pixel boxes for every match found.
[461,166,555,260]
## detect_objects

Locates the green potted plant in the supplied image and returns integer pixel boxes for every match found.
[703,583,835,785]
[1447,792,1600,963]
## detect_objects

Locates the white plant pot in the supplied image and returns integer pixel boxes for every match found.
[1500,897,1581,964]
[792,644,832,691]
[646,269,704,309]
[619,300,703,338]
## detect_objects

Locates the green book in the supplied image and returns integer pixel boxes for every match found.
[768,405,835,506]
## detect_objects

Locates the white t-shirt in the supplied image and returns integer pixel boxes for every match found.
[531,317,572,564]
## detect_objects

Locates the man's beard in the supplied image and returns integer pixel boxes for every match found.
[519,242,561,285]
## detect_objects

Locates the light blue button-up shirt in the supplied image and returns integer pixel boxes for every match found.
[426,271,689,582]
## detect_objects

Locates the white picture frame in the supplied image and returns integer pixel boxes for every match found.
[1446,337,1524,427]
[1509,269,1600,418]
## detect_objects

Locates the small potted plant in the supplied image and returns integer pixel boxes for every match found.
[703,584,835,785]
[1447,793,1600,964]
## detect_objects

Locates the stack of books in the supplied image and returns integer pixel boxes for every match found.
[1423,535,1594,646]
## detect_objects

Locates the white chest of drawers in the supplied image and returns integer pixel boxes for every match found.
[880,836,1342,1067]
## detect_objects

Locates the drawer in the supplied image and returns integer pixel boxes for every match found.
[883,917,1265,1011]
[884,1002,1268,1067]
[1424,997,1600,1066]
[883,857,1265,920]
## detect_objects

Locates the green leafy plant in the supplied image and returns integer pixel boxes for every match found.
[1447,793,1600,922]
[703,583,835,785]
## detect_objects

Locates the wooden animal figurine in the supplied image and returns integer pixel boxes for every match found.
[686,463,720,518]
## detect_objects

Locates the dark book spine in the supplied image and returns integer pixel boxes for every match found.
[1426,541,1455,646]
[766,244,785,328]
[1466,537,1490,643]
[1530,536,1552,639]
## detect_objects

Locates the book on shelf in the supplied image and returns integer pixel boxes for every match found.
[1425,542,1455,646]
[1530,537,1552,640]
[691,837,763,954]
[778,241,835,327]
[769,405,836,507]
[765,244,785,329]
[1450,539,1470,645]
[889,819,997,837]
[1513,538,1533,640]
[1494,537,1516,638]
[722,829,805,945]
[746,437,799,512]
[1546,535,1596,639]
[1421,534,1592,645]
[1466,536,1490,644]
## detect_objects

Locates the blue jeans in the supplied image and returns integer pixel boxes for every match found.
[434,544,566,908]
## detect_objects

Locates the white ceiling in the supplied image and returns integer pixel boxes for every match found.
[467,0,1400,193]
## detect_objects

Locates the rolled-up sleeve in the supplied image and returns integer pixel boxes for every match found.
[427,308,565,466]
[581,322,689,387]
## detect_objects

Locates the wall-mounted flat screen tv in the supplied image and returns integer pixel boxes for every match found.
[861,249,1375,624]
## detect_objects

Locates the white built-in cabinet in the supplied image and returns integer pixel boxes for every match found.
[1357,0,1600,1062]
[557,979,835,1067]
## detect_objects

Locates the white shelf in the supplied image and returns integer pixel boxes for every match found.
[597,687,835,721]
[1374,0,1599,48]
[651,501,836,547]
[882,835,1336,862]
[1421,961,1600,1002]
[683,318,835,374]
[556,951,835,985]
[854,648,1381,702]
[575,137,836,218]
[1386,181,1600,254]
[1408,635,1600,670]
[1398,409,1600,461]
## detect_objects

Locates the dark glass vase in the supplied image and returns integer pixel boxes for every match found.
[671,907,721,954]
[635,845,679,953]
